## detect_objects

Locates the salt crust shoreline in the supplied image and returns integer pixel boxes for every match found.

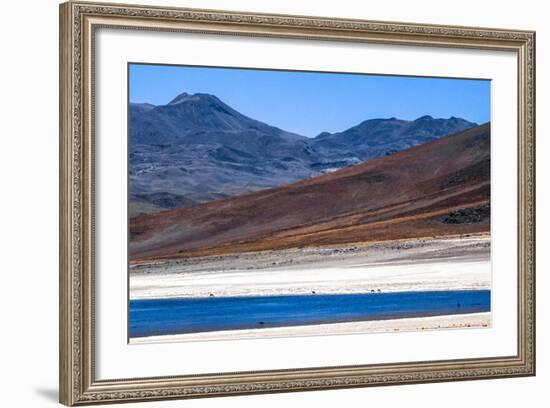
[130,236,491,300]
[129,312,491,344]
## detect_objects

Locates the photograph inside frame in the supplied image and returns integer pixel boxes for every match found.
[127,63,492,344]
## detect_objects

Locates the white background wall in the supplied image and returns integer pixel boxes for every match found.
[0,0,546,407]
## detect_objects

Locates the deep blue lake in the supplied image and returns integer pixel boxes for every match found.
[129,290,490,338]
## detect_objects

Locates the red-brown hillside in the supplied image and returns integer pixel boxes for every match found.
[130,123,490,261]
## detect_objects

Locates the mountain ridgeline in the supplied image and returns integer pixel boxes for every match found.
[129,92,478,216]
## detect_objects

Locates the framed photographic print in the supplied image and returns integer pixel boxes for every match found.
[59,1,536,405]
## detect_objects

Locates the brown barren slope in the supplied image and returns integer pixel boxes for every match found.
[130,123,490,261]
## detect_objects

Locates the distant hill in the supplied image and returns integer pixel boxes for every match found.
[129,123,490,261]
[129,92,477,216]
[312,115,477,162]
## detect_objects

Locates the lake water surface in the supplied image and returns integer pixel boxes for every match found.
[129,290,490,338]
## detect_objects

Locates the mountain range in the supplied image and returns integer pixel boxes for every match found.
[129,92,477,216]
[129,123,491,261]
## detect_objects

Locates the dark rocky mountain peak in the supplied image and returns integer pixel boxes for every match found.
[168,92,222,106]
[168,92,190,104]
[130,91,309,146]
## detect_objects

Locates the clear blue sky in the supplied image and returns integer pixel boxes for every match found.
[129,63,491,138]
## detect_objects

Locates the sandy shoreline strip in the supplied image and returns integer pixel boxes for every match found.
[130,236,491,300]
[129,312,491,344]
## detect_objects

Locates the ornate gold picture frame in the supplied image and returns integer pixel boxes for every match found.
[59,1,535,405]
